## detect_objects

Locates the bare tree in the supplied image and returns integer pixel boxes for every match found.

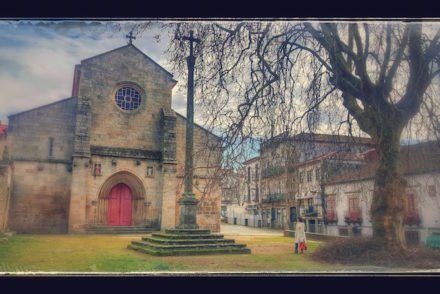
[159,21,440,252]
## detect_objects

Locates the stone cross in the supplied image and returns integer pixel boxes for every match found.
[126,31,136,44]
[177,30,200,230]
[182,30,200,195]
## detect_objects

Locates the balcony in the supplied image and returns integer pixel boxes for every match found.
[262,193,285,203]
[302,206,318,217]
[404,212,421,226]
[324,211,338,224]
[261,166,285,178]
[344,210,362,224]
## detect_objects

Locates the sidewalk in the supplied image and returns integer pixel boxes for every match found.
[220,223,284,236]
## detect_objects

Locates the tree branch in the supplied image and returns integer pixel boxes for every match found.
[383,25,410,96]
[396,24,430,123]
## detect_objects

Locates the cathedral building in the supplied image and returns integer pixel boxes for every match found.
[0,43,223,234]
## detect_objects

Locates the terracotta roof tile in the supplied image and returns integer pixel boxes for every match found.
[326,140,440,185]
[261,132,373,148]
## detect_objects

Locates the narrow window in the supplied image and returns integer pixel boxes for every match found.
[316,168,320,180]
[307,170,313,182]
[348,196,359,213]
[49,137,54,157]
[146,166,154,177]
[255,185,259,202]
[405,193,416,214]
[299,171,304,183]
[428,185,436,197]
[94,163,101,176]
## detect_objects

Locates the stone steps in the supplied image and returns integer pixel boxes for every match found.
[86,225,160,234]
[128,228,251,256]
[128,243,251,256]
[132,240,247,250]
[143,236,235,245]
[165,229,211,234]
[151,233,224,239]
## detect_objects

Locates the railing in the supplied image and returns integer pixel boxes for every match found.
[262,193,285,203]
[404,212,421,226]
[261,166,285,178]
[324,211,338,223]
[300,206,318,217]
[304,206,315,215]
[344,210,362,224]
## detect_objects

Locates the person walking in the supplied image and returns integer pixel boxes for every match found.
[294,217,306,254]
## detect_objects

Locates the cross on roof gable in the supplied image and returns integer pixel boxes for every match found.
[80,44,177,83]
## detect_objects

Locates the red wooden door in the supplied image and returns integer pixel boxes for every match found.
[107,183,132,226]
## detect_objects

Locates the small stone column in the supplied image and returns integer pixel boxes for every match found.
[160,109,178,229]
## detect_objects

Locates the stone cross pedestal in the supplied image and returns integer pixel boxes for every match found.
[128,31,250,256]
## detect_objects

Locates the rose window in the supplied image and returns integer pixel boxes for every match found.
[115,86,141,110]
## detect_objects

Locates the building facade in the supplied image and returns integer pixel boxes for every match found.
[0,44,223,234]
[324,141,440,245]
[222,157,262,227]
[259,133,372,230]
[0,123,6,161]
[295,151,366,234]
[221,133,372,230]
[220,168,244,223]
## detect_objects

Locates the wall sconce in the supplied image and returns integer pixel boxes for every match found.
[112,159,117,166]
[136,160,141,166]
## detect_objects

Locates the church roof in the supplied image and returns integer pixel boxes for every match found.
[174,111,222,141]
[8,97,76,118]
[81,44,177,83]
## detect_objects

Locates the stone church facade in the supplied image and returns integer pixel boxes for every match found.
[0,44,222,234]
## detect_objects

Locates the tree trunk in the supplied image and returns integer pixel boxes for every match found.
[370,126,407,252]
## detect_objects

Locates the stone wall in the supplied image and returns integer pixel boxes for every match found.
[5,97,76,233]
[0,165,11,231]
[0,134,6,160]
[8,161,72,233]
[7,98,77,162]
[77,45,176,152]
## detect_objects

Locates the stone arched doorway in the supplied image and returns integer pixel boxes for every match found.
[97,171,146,226]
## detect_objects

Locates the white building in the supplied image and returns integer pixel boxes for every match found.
[324,141,440,245]
[296,151,366,233]
[223,157,262,227]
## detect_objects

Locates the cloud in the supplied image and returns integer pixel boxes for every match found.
[172,91,187,114]
[0,21,174,122]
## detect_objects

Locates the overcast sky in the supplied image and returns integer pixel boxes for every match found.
[0,20,187,124]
